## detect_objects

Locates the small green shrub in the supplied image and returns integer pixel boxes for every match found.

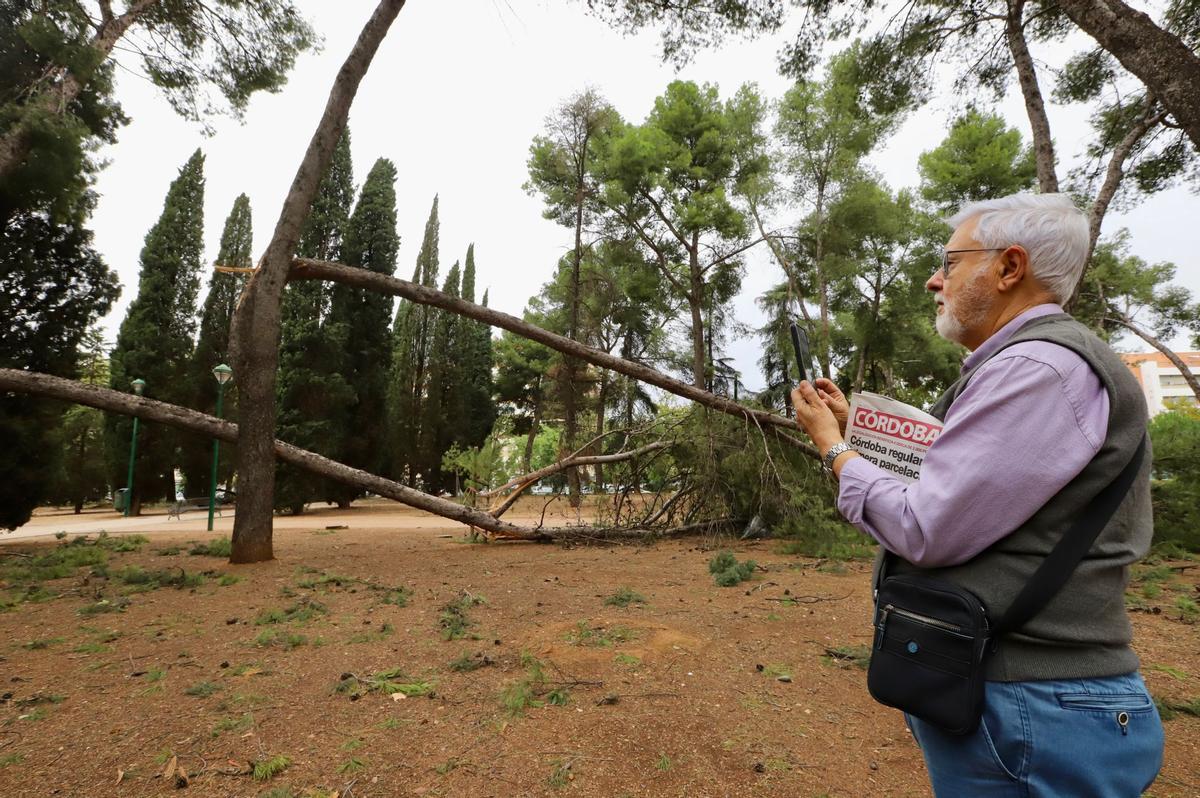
[708,550,756,587]
[184,681,220,697]
[439,593,485,640]
[251,754,291,781]
[604,587,646,607]
[189,538,232,558]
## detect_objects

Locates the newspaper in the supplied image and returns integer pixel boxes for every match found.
[844,391,943,483]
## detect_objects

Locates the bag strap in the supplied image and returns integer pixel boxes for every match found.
[992,435,1146,637]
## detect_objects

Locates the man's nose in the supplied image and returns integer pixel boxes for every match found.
[926,270,943,293]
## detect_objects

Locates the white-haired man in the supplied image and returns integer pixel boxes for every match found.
[791,193,1164,796]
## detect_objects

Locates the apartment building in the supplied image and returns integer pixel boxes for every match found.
[1120,350,1200,416]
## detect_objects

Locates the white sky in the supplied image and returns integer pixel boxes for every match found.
[90,0,1199,392]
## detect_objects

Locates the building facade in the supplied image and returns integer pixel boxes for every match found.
[1120,351,1200,416]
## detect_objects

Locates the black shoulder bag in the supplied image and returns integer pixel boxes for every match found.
[866,437,1146,735]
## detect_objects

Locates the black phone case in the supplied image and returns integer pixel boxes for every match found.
[789,322,812,383]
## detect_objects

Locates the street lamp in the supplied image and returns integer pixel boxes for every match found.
[207,364,233,531]
[123,378,146,517]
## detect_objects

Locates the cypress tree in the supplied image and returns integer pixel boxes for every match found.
[275,130,355,513]
[180,193,251,496]
[324,157,399,505]
[417,261,461,491]
[387,195,439,484]
[458,244,497,448]
[106,149,206,513]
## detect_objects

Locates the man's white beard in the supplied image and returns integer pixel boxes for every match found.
[935,270,992,345]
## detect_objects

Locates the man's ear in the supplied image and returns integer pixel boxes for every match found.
[996,245,1030,294]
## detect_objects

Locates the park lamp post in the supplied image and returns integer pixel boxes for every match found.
[207,364,233,532]
[123,378,146,517]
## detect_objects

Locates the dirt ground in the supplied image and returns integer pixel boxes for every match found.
[1,498,1197,797]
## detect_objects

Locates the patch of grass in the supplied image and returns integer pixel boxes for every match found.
[816,561,850,575]
[1142,583,1163,599]
[334,668,435,699]
[115,566,205,592]
[337,757,367,774]
[347,622,394,644]
[546,687,570,706]
[252,754,291,781]
[2,544,107,584]
[604,587,646,608]
[377,717,405,730]
[156,546,183,556]
[70,642,111,654]
[258,788,297,798]
[21,637,64,650]
[613,652,641,667]
[229,662,271,677]
[217,574,241,586]
[565,621,637,647]
[821,644,871,670]
[18,708,47,721]
[189,537,232,558]
[252,629,308,650]
[210,713,254,737]
[255,598,328,626]
[547,759,572,788]
[95,532,148,552]
[448,652,492,672]
[501,653,550,717]
[0,753,23,768]
[761,663,792,679]
[296,571,359,590]
[77,597,129,616]
[435,757,463,775]
[708,550,756,587]
[1175,596,1199,623]
[656,753,672,772]
[1147,664,1189,680]
[439,593,486,640]
[1155,695,1200,721]
[339,738,363,752]
[380,588,410,607]
[184,681,221,698]
[1,585,58,612]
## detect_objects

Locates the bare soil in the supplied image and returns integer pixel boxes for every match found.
[1,498,1197,797]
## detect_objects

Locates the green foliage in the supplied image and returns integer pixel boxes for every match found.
[21,637,63,650]
[252,755,291,782]
[917,110,1037,212]
[822,644,872,670]
[189,537,232,558]
[115,566,205,591]
[500,655,549,717]
[604,587,646,607]
[337,757,367,774]
[334,668,434,699]
[1145,408,1200,551]
[180,193,251,496]
[448,652,491,673]
[709,550,756,587]
[1155,695,1200,721]
[276,130,355,513]
[184,681,221,698]
[324,157,400,505]
[565,621,637,647]
[439,593,485,640]
[252,629,308,650]
[254,599,327,626]
[211,713,254,737]
[106,150,206,511]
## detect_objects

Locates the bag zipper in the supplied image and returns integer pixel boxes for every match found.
[877,604,966,645]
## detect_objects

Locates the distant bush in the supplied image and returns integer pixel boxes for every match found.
[1149,408,1200,552]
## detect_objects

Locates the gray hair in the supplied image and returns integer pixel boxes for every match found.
[946,193,1089,304]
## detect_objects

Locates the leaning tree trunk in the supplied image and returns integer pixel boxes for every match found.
[290,258,818,457]
[1110,315,1200,405]
[1006,0,1058,193]
[0,0,158,182]
[227,0,407,563]
[1055,0,1200,152]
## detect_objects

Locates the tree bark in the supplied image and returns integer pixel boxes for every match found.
[1055,0,1200,152]
[290,258,819,458]
[1108,315,1200,405]
[1005,0,1059,192]
[227,0,407,563]
[0,0,158,181]
[688,235,707,390]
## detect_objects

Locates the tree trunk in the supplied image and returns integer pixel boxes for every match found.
[1055,0,1200,152]
[688,238,707,390]
[227,0,407,563]
[290,258,818,458]
[1006,0,1059,192]
[593,376,608,488]
[523,398,541,474]
[1110,315,1200,405]
[0,0,157,182]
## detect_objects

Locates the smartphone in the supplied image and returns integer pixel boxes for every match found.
[789,321,814,384]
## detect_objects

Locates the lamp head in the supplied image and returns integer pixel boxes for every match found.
[131,378,146,396]
[212,364,233,385]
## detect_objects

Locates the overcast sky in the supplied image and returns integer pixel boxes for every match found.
[90,1,1199,391]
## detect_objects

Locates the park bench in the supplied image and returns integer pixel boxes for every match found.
[167,492,235,520]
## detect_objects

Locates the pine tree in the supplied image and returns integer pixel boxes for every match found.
[387,195,440,484]
[106,149,206,513]
[324,157,400,505]
[180,193,252,496]
[275,131,355,513]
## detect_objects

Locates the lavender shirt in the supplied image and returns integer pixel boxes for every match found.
[837,304,1110,567]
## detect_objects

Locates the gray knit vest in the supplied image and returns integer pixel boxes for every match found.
[879,313,1153,681]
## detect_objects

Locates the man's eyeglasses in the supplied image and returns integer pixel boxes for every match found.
[941,248,1007,279]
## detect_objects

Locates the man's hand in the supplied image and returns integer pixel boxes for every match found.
[791,380,844,456]
[813,377,850,436]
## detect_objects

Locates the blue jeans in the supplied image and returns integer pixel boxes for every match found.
[905,672,1164,797]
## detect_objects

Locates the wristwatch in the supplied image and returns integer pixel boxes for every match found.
[822,442,854,475]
